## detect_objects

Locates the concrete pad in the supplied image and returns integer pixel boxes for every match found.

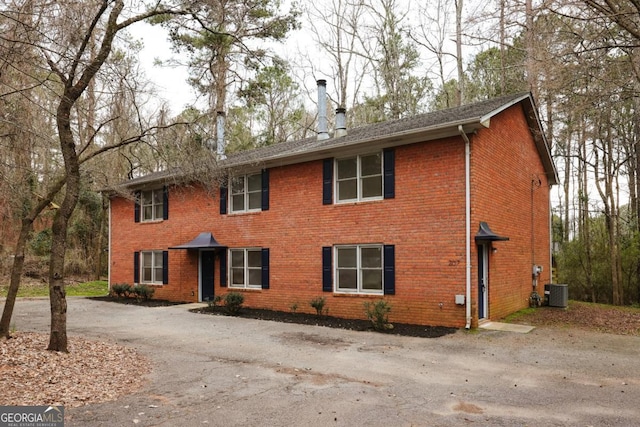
[479,321,535,333]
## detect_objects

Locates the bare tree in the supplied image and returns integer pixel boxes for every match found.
[304,0,369,113]
[0,0,190,350]
[410,0,456,108]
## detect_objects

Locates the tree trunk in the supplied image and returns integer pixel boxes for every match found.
[0,179,65,338]
[455,0,464,106]
[48,92,81,352]
[93,194,108,280]
[0,221,32,337]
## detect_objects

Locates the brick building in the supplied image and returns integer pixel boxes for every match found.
[108,91,557,328]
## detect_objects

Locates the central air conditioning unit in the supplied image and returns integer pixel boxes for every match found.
[544,284,568,308]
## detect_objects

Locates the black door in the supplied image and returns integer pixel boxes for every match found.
[201,251,215,302]
[477,244,488,320]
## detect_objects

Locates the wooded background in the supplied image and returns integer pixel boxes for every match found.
[1,0,639,313]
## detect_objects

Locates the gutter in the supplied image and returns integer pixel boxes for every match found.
[459,125,472,329]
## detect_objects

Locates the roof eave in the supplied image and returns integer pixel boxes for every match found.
[251,119,488,170]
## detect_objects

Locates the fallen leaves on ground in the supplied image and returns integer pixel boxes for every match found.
[0,332,149,407]
[512,302,640,336]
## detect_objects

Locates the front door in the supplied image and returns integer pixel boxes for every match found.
[201,251,215,302]
[477,244,489,320]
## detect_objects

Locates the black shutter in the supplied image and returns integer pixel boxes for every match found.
[219,183,228,214]
[383,148,395,199]
[133,251,140,284]
[134,191,141,222]
[383,245,395,295]
[322,158,333,205]
[261,248,270,289]
[261,169,269,211]
[219,250,227,287]
[162,251,169,284]
[322,246,332,292]
[163,186,169,220]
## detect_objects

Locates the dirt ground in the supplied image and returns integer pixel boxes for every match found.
[3,297,640,426]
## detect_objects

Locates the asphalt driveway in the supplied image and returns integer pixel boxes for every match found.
[10,297,640,426]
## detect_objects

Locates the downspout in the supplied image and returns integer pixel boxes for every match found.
[459,125,472,329]
[549,187,553,283]
[107,197,112,293]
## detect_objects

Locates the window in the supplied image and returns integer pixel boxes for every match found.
[230,248,263,289]
[335,153,383,202]
[335,245,383,294]
[141,251,164,284]
[323,149,394,205]
[230,173,262,213]
[135,187,168,222]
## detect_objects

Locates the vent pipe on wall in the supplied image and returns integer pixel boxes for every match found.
[216,111,226,160]
[335,107,347,137]
[317,79,329,140]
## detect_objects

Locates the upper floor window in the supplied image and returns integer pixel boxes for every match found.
[141,190,164,221]
[230,173,262,213]
[324,150,393,205]
[336,153,382,202]
[135,187,168,222]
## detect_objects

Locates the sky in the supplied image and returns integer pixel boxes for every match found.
[128,22,199,114]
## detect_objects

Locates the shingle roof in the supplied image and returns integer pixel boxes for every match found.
[120,92,557,188]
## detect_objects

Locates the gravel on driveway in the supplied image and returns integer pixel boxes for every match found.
[9,297,640,427]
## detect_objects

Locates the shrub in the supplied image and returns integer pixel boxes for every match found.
[364,300,393,331]
[289,302,298,313]
[111,283,132,298]
[224,292,244,315]
[132,284,155,301]
[310,296,327,316]
[207,295,223,308]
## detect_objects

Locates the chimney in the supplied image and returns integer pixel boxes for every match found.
[317,79,329,140]
[335,107,347,137]
[216,111,226,160]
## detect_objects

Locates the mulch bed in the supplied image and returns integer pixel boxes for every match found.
[89,295,185,307]
[191,305,457,338]
[92,296,456,338]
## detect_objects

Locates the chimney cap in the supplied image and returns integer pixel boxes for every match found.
[317,79,327,86]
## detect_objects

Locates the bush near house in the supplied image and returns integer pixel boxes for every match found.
[224,292,244,315]
[110,283,132,298]
[132,284,155,301]
[310,296,327,316]
[364,300,393,331]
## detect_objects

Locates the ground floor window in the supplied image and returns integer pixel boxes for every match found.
[230,248,263,289]
[141,251,164,284]
[335,245,383,294]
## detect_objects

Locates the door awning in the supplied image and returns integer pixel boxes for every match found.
[169,232,227,250]
[475,222,509,242]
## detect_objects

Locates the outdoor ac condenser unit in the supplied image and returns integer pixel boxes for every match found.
[547,284,568,308]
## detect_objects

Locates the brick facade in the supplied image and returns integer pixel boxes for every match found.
[109,97,554,328]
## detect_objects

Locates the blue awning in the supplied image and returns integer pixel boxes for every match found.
[475,222,509,242]
[169,232,227,249]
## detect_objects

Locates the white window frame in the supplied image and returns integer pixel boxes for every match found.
[334,244,384,295]
[229,248,262,289]
[141,250,163,285]
[229,173,262,213]
[335,153,383,203]
[140,189,164,221]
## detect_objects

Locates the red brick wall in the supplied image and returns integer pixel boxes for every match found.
[470,104,552,324]
[109,104,552,328]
